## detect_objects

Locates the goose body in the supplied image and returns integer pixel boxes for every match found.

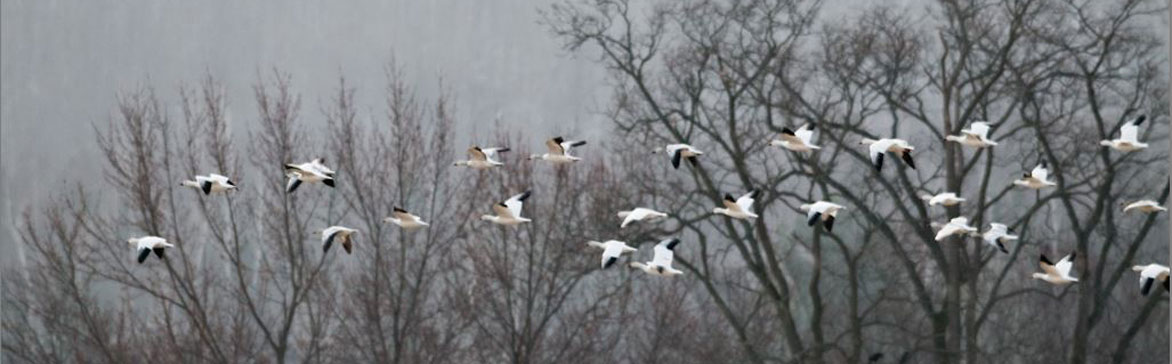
[617,207,668,228]
[384,207,429,229]
[770,124,820,152]
[1100,115,1148,152]
[1013,163,1056,189]
[945,122,998,148]
[128,236,174,264]
[980,223,1018,254]
[587,240,638,269]
[629,238,683,276]
[181,173,237,195]
[920,192,966,207]
[1131,264,1170,295]
[714,190,760,220]
[1123,200,1166,214]
[860,138,916,171]
[284,159,336,193]
[933,216,978,241]
[454,146,509,169]
[319,226,358,254]
[530,137,587,164]
[800,201,844,232]
[655,143,703,169]
[482,191,532,226]
[1034,253,1078,285]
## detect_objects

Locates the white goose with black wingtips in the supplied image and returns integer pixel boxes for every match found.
[587,240,637,269]
[482,191,532,226]
[629,238,683,277]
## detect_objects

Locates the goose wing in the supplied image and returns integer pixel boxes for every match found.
[722,194,739,210]
[795,124,815,143]
[651,238,680,267]
[736,190,760,211]
[868,140,893,170]
[560,139,586,154]
[1039,255,1059,276]
[1031,164,1049,180]
[502,191,531,218]
[1055,253,1076,276]
[468,147,488,162]
[391,207,414,220]
[1120,122,1140,142]
[546,137,566,155]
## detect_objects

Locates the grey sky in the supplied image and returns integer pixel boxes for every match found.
[1,0,612,261]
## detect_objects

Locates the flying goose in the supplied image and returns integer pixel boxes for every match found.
[181,173,237,195]
[653,143,703,169]
[128,236,174,264]
[453,146,510,169]
[920,192,966,207]
[481,191,532,226]
[860,138,916,171]
[945,121,998,148]
[317,226,358,254]
[629,238,683,276]
[1013,162,1056,189]
[714,190,760,220]
[770,124,820,152]
[800,201,845,232]
[383,207,429,229]
[285,159,336,193]
[1122,200,1166,214]
[980,223,1018,254]
[617,207,668,228]
[530,137,587,164]
[1034,252,1078,285]
[586,240,638,269]
[1131,263,1170,295]
[1100,115,1148,152]
[933,216,978,241]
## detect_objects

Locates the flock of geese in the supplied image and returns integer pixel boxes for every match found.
[129,116,1168,294]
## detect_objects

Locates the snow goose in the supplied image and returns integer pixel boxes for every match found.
[800,201,845,232]
[933,217,978,241]
[617,207,668,229]
[383,207,429,229]
[1033,252,1078,285]
[586,240,637,269]
[181,173,237,195]
[714,190,760,220]
[1131,264,1170,295]
[945,121,998,148]
[529,137,587,164]
[920,192,965,207]
[127,236,174,264]
[1100,115,1148,152]
[1122,200,1166,214]
[770,124,820,152]
[860,138,916,171]
[1013,162,1056,189]
[453,146,509,169]
[317,226,358,254]
[481,191,532,226]
[629,238,683,276]
[285,159,336,193]
[653,143,703,169]
[980,223,1018,254]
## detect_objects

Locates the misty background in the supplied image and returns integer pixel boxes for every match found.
[0,0,631,265]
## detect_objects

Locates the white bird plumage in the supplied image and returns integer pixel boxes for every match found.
[980,223,1018,254]
[1131,263,1170,295]
[128,236,174,264]
[587,240,638,269]
[482,191,533,226]
[714,190,760,220]
[1100,115,1148,152]
[1013,162,1056,189]
[933,216,978,241]
[384,207,429,229]
[1034,253,1078,285]
[454,146,510,169]
[770,124,820,152]
[629,238,683,276]
[617,207,668,228]
[860,138,916,171]
[530,137,587,164]
[920,192,966,207]
[800,201,844,232]
[654,143,703,169]
[181,173,237,195]
[318,226,358,254]
[1123,200,1166,214]
[945,121,998,148]
[285,158,336,193]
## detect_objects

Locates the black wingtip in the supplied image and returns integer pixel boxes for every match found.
[748,190,761,199]
[1133,115,1146,126]
[664,238,681,250]
[201,181,212,195]
[868,353,884,362]
[1040,254,1053,265]
[517,190,532,201]
[496,147,511,153]
[323,179,336,188]
[1069,251,1076,260]
[724,194,736,203]
[603,256,618,269]
[824,216,835,232]
[901,151,916,170]
[807,212,821,227]
[137,249,150,264]
[671,150,682,169]
[394,207,408,213]
[781,127,796,136]
[552,136,564,144]
[807,123,817,131]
